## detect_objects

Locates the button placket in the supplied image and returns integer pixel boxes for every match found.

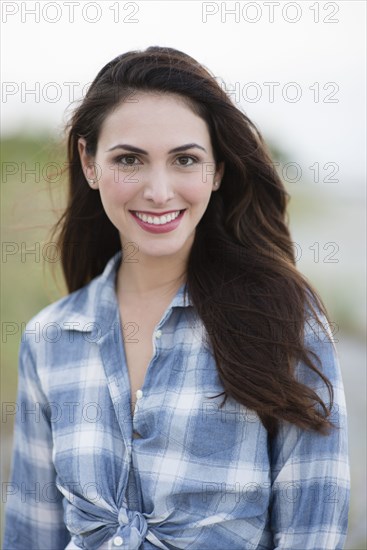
[131,325,166,441]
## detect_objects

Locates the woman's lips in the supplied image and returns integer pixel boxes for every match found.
[129,209,186,234]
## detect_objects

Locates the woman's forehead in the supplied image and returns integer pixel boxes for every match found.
[97,93,211,151]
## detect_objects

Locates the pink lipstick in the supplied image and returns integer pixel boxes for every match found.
[130,210,186,234]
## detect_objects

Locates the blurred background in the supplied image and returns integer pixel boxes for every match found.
[1,1,365,547]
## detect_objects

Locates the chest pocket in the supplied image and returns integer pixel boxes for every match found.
[184,392,245,458]
[163,350,247,460]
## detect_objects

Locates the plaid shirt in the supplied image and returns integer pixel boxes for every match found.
[3,249,350,550]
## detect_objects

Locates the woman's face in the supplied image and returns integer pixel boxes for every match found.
[78,92,224,262]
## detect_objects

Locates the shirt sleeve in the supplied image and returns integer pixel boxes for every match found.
[268,313,350,549]
[2,336,71,550]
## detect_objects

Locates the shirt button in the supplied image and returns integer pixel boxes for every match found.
[155,329,162,338]
[136,389,143,399]
[113,535,124,546]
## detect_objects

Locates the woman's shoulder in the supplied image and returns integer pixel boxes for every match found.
[23,276,99,336]
[23,251,122,335]
[296,292,344,402]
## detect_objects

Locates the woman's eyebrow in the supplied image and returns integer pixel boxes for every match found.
[106,143,207,154]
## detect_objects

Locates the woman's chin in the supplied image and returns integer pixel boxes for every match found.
[136,245,186,260]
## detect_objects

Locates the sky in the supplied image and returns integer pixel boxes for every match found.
[1,0,366,196]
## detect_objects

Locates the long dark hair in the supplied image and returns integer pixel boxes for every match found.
[50,46,335,438]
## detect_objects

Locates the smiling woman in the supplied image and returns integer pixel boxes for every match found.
[3,46,350,550]
[77,92,223,267]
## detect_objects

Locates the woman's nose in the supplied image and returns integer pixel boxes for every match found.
[142,168,175,203]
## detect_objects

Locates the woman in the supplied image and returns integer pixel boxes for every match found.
[3,46,350,550]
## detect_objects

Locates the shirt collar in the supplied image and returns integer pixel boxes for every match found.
[61,249,193,335]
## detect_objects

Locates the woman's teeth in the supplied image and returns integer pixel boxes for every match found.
[134,210,181,225]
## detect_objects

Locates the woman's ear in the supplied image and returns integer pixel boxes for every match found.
[214,161,225,190]
[78,137,99,188]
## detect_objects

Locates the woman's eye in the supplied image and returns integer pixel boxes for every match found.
[116,155,139,165]
[114,155,198,166]
[176,156,197,166]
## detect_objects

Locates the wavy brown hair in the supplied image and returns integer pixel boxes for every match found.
[50,46,336,438]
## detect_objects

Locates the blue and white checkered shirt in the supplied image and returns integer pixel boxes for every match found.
[3,249,350,549]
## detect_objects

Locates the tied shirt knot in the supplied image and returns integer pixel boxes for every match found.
[68,495,149,550]
[115,507,148,548]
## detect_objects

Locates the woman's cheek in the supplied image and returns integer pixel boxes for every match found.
[100,170,136,201]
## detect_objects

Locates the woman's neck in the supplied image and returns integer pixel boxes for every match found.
[115,254,187,303]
